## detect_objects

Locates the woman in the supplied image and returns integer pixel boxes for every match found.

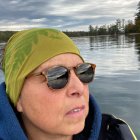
[0,28,137,140]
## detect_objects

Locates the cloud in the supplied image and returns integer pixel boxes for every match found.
[0,0,139,31]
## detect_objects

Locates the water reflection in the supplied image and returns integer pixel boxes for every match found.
[135,34,140,63]
[89,35,136,50]
[89,35,140,71]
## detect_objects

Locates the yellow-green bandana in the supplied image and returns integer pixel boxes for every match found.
[2,28,82,105]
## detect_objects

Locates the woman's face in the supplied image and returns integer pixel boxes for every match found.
[17,53,89,138]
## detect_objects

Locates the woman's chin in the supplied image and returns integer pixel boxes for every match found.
[66,121,85,135]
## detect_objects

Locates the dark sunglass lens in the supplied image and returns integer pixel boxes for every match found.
[76,63,94,83]
[47,66,68,89]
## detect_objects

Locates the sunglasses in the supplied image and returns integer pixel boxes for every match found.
[28,63,96,89]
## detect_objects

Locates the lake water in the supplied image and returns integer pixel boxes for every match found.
[0,34,140,139]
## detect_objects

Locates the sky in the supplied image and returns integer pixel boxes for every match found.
[0,0,139,31]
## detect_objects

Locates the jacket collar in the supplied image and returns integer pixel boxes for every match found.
[73,94,102,140]
[0,82,27,140]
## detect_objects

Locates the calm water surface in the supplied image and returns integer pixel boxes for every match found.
[0,34,140,138]
[72,34,140,139]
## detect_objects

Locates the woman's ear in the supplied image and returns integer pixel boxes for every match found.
[16,98,23,112]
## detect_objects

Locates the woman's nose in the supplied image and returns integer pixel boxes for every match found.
[66,70,86,97]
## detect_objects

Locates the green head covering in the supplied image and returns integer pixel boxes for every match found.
[2,28,83,105]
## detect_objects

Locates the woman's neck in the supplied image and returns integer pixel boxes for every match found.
[21,115,73,140]
[28,134,72,140]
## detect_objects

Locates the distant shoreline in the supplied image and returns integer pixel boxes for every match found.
[128,33,140,35]
[0,32,140,43]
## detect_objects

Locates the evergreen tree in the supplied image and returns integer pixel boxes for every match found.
[135,1,140,32]
[135,1,140,20]
[89,25,94,36]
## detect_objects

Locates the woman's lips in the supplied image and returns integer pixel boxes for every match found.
[66,105,85,117]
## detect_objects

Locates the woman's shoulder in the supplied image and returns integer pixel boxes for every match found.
[98,114,137,140]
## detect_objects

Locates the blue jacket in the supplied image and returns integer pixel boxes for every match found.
[0,82,137,140]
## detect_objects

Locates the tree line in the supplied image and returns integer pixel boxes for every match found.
[0,31,17,42]
[64,1,140,37]
[0,1,140,42]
